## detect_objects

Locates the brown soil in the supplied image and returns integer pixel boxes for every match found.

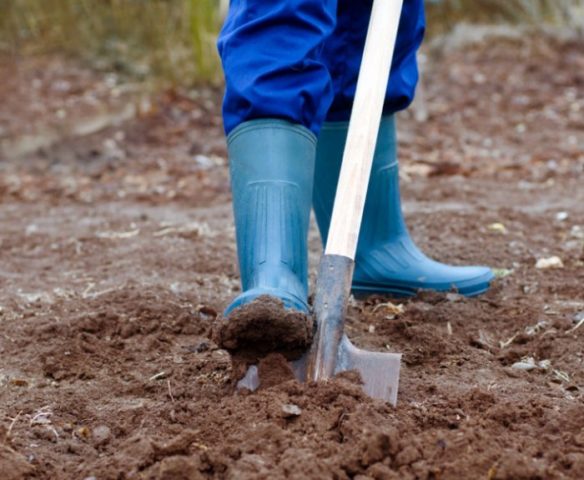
[1,32,583,479]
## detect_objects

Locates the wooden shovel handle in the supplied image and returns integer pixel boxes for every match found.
[325,0,404,259]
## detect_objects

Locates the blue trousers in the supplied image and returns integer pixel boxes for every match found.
[218,0,425,136]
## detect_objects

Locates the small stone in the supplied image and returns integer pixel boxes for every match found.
[525,320,548,336]
[281,403,302,418]
[185,340,210,353]
[194,154,215,168]
[570,225,584,239]
[488,222,507,234]
[535,256,564,269]
[92,425,111,446]
[537,359,551,371]
[555,211,569,221]
[446,293,464,303]
[25,224,39,236]
[511,357,537,371]
[573,312,584,324]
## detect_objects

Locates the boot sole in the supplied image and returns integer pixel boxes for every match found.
[352,272,494,298]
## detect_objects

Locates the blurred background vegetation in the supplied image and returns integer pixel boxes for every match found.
[426,0,584,35]
[0,0,582,88]
[0,0,225,86]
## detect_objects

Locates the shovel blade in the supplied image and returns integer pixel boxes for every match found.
[236,337,401,406]
[236,364,260,391]
[335,334,401,406]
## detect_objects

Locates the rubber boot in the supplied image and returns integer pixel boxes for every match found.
[313,116,494,297]
[219,120,316,352]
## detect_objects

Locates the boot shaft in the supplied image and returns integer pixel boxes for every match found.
[313,115,407,250]
[227,120,316,296]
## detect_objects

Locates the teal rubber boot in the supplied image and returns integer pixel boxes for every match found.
[313,116,494,297]
[220,120,315,352]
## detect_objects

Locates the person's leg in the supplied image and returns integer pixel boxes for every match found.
[218,0,337,136]
[322,0,424,123]
[216,0,337,349]
[313,0,494,297]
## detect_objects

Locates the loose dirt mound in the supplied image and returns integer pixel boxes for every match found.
[1,33,583,479]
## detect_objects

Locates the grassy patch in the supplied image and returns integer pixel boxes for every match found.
[0,0,581,86]
[427,0,584,36]
[0,0,223,86]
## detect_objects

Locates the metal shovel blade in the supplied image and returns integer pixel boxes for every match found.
[236,336,401,406]
[237,335,401,407]
[335,334,401,405]
[236,364,261,391]
[307,255,403,405]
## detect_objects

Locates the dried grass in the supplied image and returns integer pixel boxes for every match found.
[1,0,582,86]
[0,0,222,86]
[427,0,584,35]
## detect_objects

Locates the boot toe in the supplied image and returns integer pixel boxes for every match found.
[412,264,495,297]
[353,261,495,298]
[439,265,494,297]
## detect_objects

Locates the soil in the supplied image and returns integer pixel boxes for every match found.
[1,32,583,479]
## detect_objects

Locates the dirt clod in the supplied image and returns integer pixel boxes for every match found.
[280,403,302,418]
[91,425,112,447]
[257,353,296,388]
[0,445,35,480]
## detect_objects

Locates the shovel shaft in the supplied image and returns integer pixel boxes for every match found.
[310,0,404,386]
[325,0,404,259]
[309,254,354,380]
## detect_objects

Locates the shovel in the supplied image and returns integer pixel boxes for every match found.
[238,0,404,405]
